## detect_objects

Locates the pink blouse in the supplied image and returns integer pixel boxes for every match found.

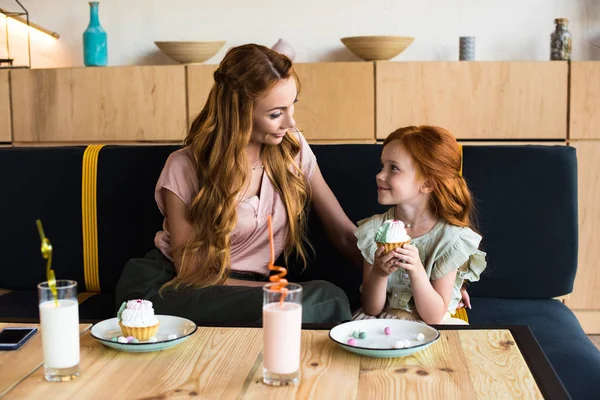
[154,132,317,276]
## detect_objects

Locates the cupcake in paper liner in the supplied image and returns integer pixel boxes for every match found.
[375,219,411,254]
[117,299,160,341]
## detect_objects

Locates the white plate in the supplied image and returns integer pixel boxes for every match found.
[329,319,440,358]
[90,315,197,353]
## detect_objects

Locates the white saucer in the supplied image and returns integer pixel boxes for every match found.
[329,319,440,358]
[90,315,197,353]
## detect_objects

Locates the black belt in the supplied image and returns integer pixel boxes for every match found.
[229,270,269,282]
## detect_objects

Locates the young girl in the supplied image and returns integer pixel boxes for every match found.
[354,125,487,324]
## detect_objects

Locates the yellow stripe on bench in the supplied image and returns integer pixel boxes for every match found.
[453,307,469,323]
[82,145,104,293]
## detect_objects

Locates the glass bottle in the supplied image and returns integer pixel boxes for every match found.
[83,1,108,66]
[550,18,572,61]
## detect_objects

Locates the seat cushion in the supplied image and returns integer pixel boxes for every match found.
[462,145,578,299]
[468,297,600,400]
[0,146,87,291]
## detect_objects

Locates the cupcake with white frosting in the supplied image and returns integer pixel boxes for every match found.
[375,219,411,254]
[117,299,160,341]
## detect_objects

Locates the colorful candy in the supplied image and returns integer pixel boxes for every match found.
[115,335,143,343]
[384,327,391,335]
[351,330,367,339]
[167,334,178,340]
[347,338,357,346]
[416,333,425,341]
[393,339,412,349]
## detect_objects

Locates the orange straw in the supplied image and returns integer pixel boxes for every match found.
[267,215,288,305]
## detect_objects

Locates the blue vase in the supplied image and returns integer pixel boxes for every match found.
[83,1,107,66]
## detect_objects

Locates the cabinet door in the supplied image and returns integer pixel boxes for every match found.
[570,62,600,139]
[376,61,568,140]
[11,66,187,142]
[186,65,218,126]
[293,63,374,141]
[187,63,375,141]
[0,71,10,142]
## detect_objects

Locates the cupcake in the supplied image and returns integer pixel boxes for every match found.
[117,299,160,341]
[375,219,411,254]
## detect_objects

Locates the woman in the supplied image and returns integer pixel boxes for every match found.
[115,44,361,324]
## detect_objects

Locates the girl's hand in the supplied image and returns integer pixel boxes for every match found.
[372,245,403,278]
[396,244,427,278]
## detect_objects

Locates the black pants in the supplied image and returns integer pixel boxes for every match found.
[115,249,352,325]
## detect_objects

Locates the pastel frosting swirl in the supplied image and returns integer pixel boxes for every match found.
[118,299,159,327]
[374,219,411,243]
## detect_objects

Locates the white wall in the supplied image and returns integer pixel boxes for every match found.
[1,0,599,69]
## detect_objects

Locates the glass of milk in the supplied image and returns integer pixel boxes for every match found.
[37,280,80,382]
[262,283,302,386]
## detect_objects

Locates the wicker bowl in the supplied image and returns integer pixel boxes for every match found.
[340,36,414,61]
[154,41,226,64]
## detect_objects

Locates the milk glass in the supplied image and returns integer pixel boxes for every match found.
[38,280,80,382]
[262,283,302,386]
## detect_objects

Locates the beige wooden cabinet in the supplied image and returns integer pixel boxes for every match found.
[293,63,374,141]
[186,64,218,126]
[0,71,10,142]
[566,140,600,333]
[376,61,568,140]
[10,66,187,143]
[187,63,375,142]
[566,62,600,333]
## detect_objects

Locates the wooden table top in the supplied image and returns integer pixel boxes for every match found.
[0,322,91,398]
[0,324,565,400]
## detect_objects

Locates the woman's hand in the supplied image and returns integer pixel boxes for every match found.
[372,245,403,277]
[457,284,472,309]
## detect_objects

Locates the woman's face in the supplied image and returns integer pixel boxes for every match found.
[251,77,298,146]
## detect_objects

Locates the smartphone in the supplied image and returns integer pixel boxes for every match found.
[0,327,38,350]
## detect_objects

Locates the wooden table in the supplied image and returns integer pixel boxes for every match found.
[0,322,91,397]
[0,324,568,399]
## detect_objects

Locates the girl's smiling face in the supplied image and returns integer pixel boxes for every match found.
[376,141,430,206]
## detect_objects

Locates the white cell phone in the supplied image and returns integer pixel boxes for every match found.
[0,327,38,350]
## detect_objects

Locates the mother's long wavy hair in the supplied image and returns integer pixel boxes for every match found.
[384,126,476,229]
[162,44,310,291]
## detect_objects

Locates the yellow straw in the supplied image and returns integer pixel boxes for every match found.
[36,220,58,307]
